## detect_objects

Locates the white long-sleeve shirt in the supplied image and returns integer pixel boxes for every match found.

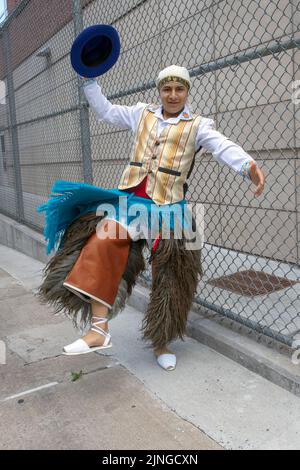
[82,78,256,179]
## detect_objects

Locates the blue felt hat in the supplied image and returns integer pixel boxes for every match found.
[70,24,121,78]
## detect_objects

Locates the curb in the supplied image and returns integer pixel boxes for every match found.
[0,213,49,264]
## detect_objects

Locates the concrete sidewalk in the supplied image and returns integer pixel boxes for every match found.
[0,244,300,450]
[0,248,219,451]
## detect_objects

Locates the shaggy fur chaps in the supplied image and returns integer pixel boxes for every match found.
[36,212,202,349]
[140,228,203,350]
[36,212,147,331]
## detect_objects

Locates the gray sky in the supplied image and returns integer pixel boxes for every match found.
[0,0,7,24]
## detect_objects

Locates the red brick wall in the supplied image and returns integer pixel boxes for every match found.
[7,0,23,14]
[0,0,72,79]
[0,0,93,80]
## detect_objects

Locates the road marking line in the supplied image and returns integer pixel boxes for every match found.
[1,382,59,402]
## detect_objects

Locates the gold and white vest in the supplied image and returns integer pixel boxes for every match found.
[117,104,203,205]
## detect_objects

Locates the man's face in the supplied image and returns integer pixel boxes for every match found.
[159,81,189,117]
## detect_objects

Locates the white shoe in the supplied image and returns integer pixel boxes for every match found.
[156,353,176,371]
[62,316,112,355]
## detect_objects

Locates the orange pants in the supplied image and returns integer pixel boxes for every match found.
[63,219,132,309]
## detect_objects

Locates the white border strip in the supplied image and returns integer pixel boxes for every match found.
[2,382,59,402]
[63,282,112,309]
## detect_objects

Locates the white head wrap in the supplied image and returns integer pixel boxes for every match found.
[156,65,191,90]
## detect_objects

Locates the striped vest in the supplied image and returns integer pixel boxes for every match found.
[117,104,203,205]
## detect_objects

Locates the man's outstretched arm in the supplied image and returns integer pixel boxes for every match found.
[79,77,147,132]
[196,118,265,197]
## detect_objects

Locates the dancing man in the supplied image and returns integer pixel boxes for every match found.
[37,65,265,371]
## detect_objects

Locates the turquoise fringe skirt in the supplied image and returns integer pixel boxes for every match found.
[36,180,193,255]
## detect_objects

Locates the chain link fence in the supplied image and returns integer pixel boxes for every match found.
[0,0,299,347]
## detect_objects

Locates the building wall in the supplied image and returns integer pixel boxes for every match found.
[7,0,22,14]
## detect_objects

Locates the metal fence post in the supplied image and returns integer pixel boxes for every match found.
[3,26,24,222]
[72,0,93,185]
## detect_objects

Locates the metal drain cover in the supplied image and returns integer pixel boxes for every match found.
[207,269,298,296]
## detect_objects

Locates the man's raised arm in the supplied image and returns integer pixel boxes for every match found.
[80,77,147,132]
